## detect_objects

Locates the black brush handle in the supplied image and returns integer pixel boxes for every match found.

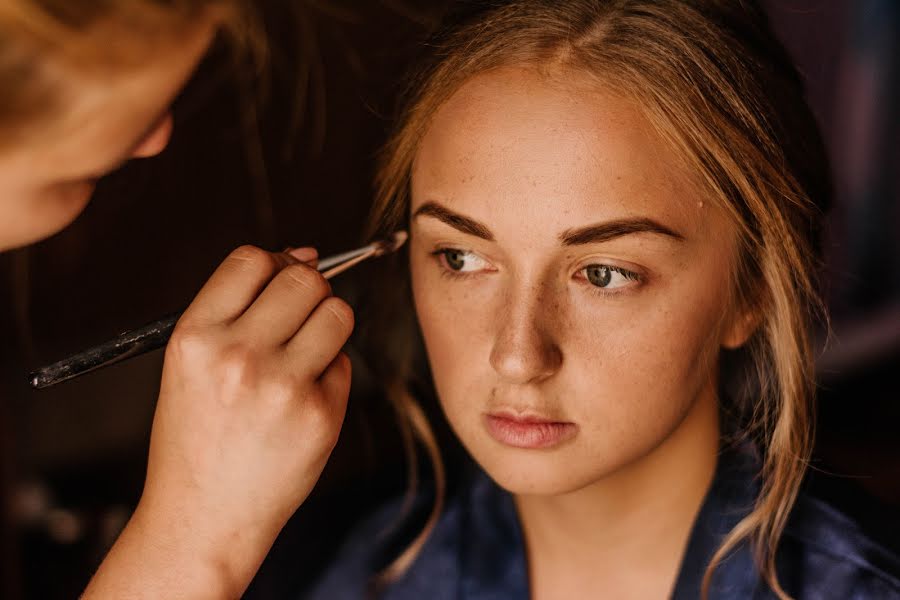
[24,234,408,390]
[29,313,182,389]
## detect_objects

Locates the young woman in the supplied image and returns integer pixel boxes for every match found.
[309,1,900,598]
[2,2,353,598]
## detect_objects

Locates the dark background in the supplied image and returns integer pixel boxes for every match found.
[0,1,897,598]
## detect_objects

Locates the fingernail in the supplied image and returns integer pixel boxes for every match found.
[287,246,318,262]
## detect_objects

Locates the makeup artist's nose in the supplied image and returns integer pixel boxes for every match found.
[489,289,562,384]
[131,113,174,159]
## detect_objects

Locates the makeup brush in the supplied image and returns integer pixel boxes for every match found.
[29,231,408,390]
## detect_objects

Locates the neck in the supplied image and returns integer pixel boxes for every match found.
[514,386,720,599]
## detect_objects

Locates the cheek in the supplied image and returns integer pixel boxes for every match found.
[410,254,489,390]
[566,263,730,443]
[409,252,504,443]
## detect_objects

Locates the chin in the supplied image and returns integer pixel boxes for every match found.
[468,440,611,497]
[44,190,91,236]
[0,222,65,252]
[0,198,90,251]
[54,185,94,224]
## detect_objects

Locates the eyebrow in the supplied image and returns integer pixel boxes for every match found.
[559,218,684,245]
[413,201,495,241]
[412,201,684,245]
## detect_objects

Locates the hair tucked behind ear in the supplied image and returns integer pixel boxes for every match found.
[366,2,830,598]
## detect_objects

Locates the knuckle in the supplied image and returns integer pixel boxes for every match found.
[219,343,260,385]
[323,297,355,332]
[333,352,352,378]
[320,421,342,451]
[305,397,340,444]
[281,264,330,298]
[168,325,211,361]
[228,245,277,273]
[341,353,353,377]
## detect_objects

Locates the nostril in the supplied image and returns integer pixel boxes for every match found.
[130,113,174,159]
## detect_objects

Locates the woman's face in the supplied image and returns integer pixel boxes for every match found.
[0,19,217,251]
[409,67,751,496]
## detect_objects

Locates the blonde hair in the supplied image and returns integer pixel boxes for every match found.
[0,0,260,150]
[365,1,830,598]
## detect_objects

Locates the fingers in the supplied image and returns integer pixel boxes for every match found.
[236,262,333,346]
[177,242,350,379]
[287,247,318,266]
[317,352,352,446]
[286,296,355,378]
[319,352,352,422]
[183,246,319,325]
[184,246,299,324]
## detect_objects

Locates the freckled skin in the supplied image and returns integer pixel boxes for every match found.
[410,67,745,495]
[408,66,755,597]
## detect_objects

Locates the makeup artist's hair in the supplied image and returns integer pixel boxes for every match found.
[0,0,261,151]
[365,1,830,598]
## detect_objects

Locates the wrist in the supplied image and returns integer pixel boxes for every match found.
[126,495,276,597]
[84,507,233,599]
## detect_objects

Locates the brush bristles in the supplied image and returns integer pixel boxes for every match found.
[372,230,408,256]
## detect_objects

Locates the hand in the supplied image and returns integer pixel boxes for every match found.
[84,245,353,598]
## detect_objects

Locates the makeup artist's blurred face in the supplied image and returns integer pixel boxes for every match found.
[0,19,217,252]
[409,66,752,496]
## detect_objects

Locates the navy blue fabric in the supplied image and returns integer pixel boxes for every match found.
[307,449,900,599]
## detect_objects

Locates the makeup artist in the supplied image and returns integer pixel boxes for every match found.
[1,2,353,597]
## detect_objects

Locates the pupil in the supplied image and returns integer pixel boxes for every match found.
[588,266,612,287]
[446,251,465,270]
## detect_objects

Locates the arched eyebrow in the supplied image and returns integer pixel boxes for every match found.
[412,201,684,245]
[559,219,684,245]
[413,201,495,240]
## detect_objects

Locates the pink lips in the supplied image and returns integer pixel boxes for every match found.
[483,412,576,449]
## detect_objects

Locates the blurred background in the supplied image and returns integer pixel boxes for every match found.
[0,1,897,597]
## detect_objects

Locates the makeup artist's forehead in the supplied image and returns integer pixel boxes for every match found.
[20,19,215,180]
[411,66,706,240]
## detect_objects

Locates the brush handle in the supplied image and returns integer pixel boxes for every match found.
[27,233,407,390]
[30,254,333,390]
[29,313,181,389]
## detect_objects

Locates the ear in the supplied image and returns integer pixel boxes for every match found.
[721,307,761,350]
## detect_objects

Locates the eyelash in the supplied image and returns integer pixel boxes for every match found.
[581,265,642,298]
[431,248,481,281]
[429,247,643,297]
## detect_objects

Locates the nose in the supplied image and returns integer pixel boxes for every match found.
[489,286,563,384]
[131,113,174,159]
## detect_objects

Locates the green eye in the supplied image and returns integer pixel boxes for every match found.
[444,249,467,271]
[582,264,639,290]
[586,265,613,287]
[433,248,490,274]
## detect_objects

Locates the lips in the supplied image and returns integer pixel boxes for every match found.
[483,411,576,449]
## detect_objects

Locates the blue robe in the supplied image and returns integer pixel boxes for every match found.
[308,447,900,599]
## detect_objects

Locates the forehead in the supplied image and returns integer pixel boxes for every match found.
[411,66,713,239]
